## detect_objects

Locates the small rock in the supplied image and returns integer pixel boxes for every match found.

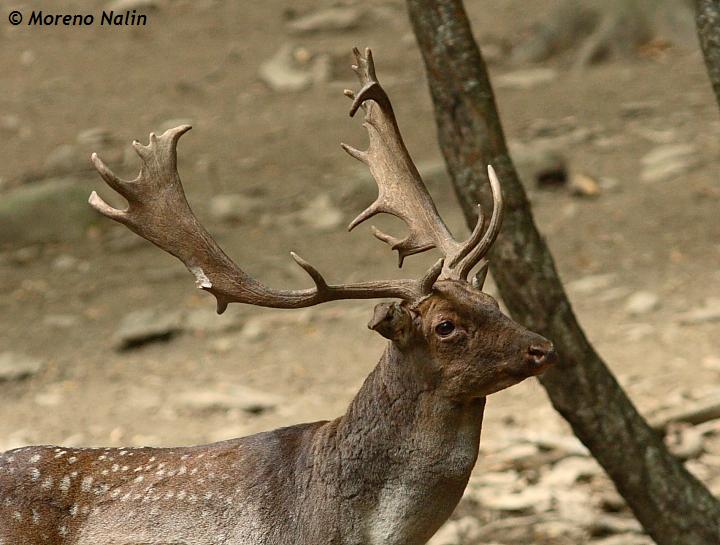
[589,533,653,545]
[623,291,660,315]
[510,143,567,188]
[77,127,114,147]
[598,489,626,513]
[640,144,698,183]
[20,50,36,66]
[10,246,42,264]
[701,355,720,371]
[240,317,268,342]
[569,173,601,198]
[114,308,184,350]
[588,515,643,537]
[34,387,64,407]
[259,44,314,92]
[43,314,81,329]
[175,385,281,415]
[567,273,616,295]
[553,488,595,525]
[210,336,236,354]
[297,194,344,232]
[52,254,80,271]
[665,423,704,460]
[209,193,263,223]
[105,0,159,11]
[0,352,44,381]
[0,178,101,247]
[286,6,362,34]
[510,431,590,457]
[45,144,83,174]
[480,485,553,513]
[496,442,541,467]
[427,516,482,545]
[495,68,558,89]
[619,100,658,118]
[0,114,21,134]
[677,297,720,324]
[543,456,602,487]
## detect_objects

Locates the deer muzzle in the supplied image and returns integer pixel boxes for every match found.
[523,340,557,375]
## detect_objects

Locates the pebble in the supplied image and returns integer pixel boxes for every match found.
[45,144,83,174]
[1,178,99,246]
[510,143,568,188]
[77,127,114,147]
[623,291,660,315]
[480,485,553,513]
[640,144,698,183]
[259,44,314,92]
[0,352,44,381]
[114,308,184,350]
[569,173,601,198]
[427,516,483,545]
[566,273,616,295]
[495,68,558,90]
[665,423,704,460]
[209,193,263,223]
[286,6,362,34]
[296,194,344,231]
[542,456,602,488]
[589,535,653,545]
[174,385,281,415]
[105,0,159,11]
[677,297,720,324]
[43,314,81,329]
[701,355,720,371]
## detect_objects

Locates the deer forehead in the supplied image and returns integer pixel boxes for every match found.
[419,282,499,321]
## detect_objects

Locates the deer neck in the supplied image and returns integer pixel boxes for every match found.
[330,342,485,501]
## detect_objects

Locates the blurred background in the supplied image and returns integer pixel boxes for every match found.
[1,1,718,543]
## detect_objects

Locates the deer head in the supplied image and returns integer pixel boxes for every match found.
[88,48,555,398]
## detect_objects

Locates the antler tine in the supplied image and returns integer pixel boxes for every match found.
[90,125,440,314]
[447,204,485,269]
[341,47,462,270]
[454,165,505,281]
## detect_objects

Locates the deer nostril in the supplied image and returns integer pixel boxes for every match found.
[526,344,556,366]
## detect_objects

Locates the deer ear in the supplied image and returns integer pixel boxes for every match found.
[367,302,414,344]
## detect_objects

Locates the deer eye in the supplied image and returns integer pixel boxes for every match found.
[435,320,455,337]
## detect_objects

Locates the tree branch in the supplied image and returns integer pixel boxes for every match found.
[696,0,720,110]
[405,1,720,543]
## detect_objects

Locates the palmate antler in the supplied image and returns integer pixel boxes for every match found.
[89,48,503,314]
[341,48,503,282]
[89,126,442,313]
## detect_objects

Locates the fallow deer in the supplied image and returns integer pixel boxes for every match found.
[0,48,556,545]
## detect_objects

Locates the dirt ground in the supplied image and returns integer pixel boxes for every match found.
[1,0,719,543]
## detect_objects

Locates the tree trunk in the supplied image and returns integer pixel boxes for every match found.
[405,1,720,543]
[696,0,720,109]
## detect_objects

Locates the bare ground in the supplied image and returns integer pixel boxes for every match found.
[1,1,719,543]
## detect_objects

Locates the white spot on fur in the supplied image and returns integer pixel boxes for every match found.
[59,476,71,493]
[29,454,41,463]
[81,476,93,492]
